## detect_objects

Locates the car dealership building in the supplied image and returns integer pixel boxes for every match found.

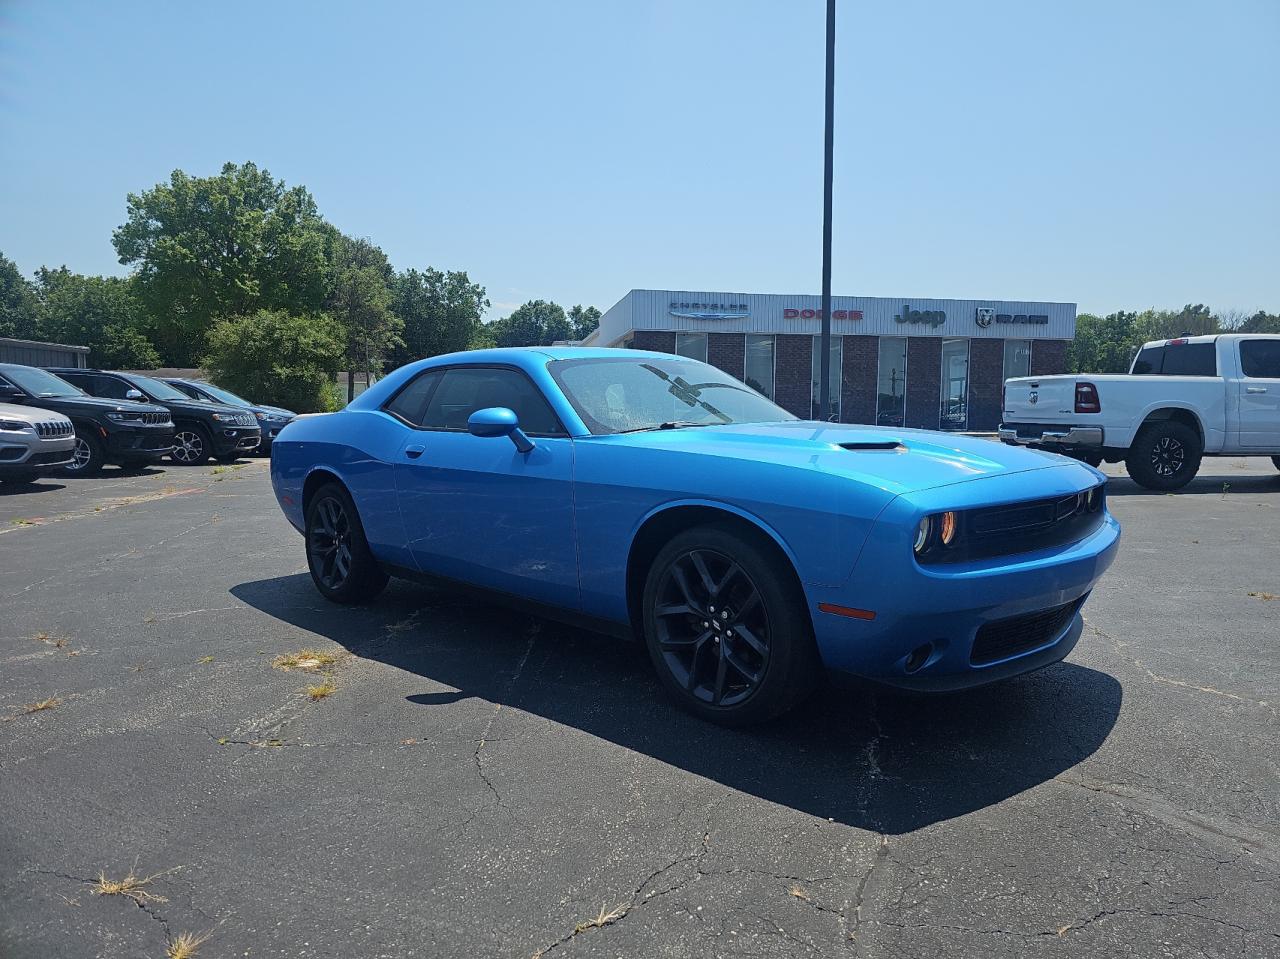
[581,289,1076,431]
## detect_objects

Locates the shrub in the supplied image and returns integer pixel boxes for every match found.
[203,310,345,413]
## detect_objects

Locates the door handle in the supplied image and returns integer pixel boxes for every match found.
[1246,386,1267,394]
[405,444,426,459]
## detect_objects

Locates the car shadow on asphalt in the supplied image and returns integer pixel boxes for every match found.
[232,574,1123,836]
[0,481,67,495]
[1104,473,1280,496]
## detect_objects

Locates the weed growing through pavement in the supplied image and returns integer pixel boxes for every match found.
[1248,591,1278,601]
[166,930,211,959]
[21,696,61,714]
[306,680,336,701]
[93,865,180,904]
[272,648,339,671]
[574,902,627,933]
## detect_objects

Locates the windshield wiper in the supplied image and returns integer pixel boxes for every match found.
[615,420,714,434]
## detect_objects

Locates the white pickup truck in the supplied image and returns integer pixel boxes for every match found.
[999,334,1280,490]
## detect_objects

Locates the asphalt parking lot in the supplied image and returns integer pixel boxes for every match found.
[1,457,1278,959]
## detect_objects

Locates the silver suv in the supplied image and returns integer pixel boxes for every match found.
[0,402,76,485]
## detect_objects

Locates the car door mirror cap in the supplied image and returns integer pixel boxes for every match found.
[125,388,145,401]
[468,407,534,453]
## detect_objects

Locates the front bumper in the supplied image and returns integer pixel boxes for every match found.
[998,424,1103,448]
[105,425,176,461]
[0,434,76,473]
[210,427,263,455]
[807,468,1120,691]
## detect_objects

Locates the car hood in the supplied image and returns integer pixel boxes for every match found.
[252,404,295,418]
[28,394,171,415]
[605,420,1083,495]
[0,402,70,423]
[164,398,248,418]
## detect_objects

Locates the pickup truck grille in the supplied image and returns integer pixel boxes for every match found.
[35,420,74,437]
[918,485,1107,565]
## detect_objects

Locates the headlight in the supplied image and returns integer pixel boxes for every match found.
[939,510,958,546]
[105,411,139,423]
[913,516,932,554]
[1086,486,1103,512]
[0,419,32,432]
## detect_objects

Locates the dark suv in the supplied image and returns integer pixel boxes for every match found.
[162,378,296,453]
[49,369,261,466]
[0,363,174,476]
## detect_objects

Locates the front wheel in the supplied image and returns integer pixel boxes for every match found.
[1124,421,1202,490]
[63,427,105,477]
[170,426,211,466]
[641,524,819,726]
[305,483,389,604]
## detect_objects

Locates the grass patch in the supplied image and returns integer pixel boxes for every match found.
[34,632,68,649]
[22,696,61,714]
[94,865,179,904]
[788,883,810,901]
[306,680,337,701]
[1248,591,1278,601]
[574,902,627,933]
[11,518,37,527]
[197,655,214,664]
[166,930,211,959]
[272,648,339,671]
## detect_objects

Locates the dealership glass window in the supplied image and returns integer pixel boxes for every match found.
[1003,339,1032,380]
[810,335,842,420]
[876,337,908,427]
[939,339,969,431]
[674,332,708,363]
[744,334,776,398]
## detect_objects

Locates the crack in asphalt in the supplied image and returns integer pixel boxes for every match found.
[470,621,540,830]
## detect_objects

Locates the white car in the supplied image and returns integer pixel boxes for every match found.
[999,334,1280,490]
[0,402,77,485]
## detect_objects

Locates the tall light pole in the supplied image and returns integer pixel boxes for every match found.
[817,0,836,422]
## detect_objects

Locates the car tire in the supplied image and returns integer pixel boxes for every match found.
[1272,455,1280,472]
[641,524,820,726]
[305,482,389,605]
[170,425,212,466]
[1124,421,1202,491]
[63,427,105,477]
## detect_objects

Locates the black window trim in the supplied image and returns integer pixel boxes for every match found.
[1239,339,1280,379]
[380,363,568,437]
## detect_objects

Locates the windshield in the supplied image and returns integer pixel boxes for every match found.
[550,356,796,435]
[1,365,84,398]
[128,374,192,401]
[196,382,251,407]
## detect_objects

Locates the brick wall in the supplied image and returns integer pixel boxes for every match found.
[774,334,813,419]
[707,333,745,379]
[905,337,942,431]
[1031,339,1069,376]
[967,338,1004,431]
[631,330,676,354]
[840,335,878,424]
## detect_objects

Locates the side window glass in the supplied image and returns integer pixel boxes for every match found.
[90,375,132,399]
[383,370,442,426]
[420,368,563,434]
[1240,340,1280,378]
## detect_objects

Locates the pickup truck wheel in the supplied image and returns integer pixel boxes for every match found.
[63,428,105,477]
[1125,421,1202,491]
[305,482,389,604]
[641,524,820,726]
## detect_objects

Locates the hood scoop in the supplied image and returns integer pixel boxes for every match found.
[837,440,905,452]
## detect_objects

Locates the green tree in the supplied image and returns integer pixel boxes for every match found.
[203,309,345,413]
[0,252,40,340]
[489,299,571,348]
[1067,311,1141,373]
[389,268,489,365]
[34,268,161,369]
[567,304,601,341]
[1134,304,1219,342]
[322,232,401,401]
[113,162,330,365]
[1239,310,1280,333]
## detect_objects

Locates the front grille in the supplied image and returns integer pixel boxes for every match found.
[142,412,170,426]
[35,420,74,438]
[28,450,73,466]
[919,485,1107,564]
[971,598,1083,666]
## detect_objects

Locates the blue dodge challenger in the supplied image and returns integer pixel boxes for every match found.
[270,347,1120,725]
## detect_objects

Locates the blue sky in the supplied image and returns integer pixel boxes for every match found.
[1,0,1276,319]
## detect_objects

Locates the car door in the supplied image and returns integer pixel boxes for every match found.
[1236,339,1280,448]
[387,365,580,610]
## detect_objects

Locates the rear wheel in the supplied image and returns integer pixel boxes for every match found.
[641,524,819,726]
[305,482,389,604]
[1125,421,1202,491]
[63,427,105,477]
[170,426,211,465]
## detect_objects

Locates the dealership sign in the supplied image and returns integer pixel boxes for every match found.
[895,304,947,327]
[669,301,749,319]
[976,307,1049,327]
[782,307,864,320]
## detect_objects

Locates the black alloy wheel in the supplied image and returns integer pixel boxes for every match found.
[642,524,818,725]
[304,483,388,604]
[170,427,210,465]
[1124,421,1202,491]
[63,428,104,477]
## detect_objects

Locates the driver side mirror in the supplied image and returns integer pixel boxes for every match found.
[125,388,145,401]
[467,407,534,453]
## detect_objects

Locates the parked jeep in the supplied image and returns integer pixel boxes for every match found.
[162,378,295,453]
[49,369,261,466]
[0,401,76,484]
[0,363,174,476]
